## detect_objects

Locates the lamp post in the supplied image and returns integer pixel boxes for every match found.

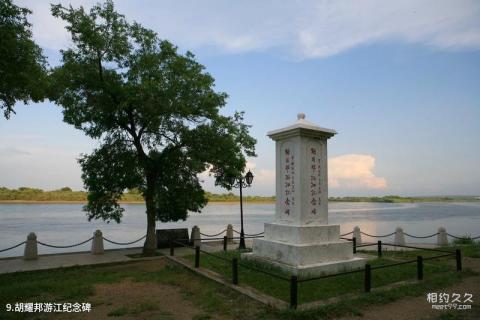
[228,170,254,249]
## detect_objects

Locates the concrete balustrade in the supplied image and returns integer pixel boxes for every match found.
[437,227,448,246]
[394,227,406,246]
[24,232,38,260]
[91,230,104,255]
[191,225,201,248]
[227,224,234,243]
[353,226,362,245]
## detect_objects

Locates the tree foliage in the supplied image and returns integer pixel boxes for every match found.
[0,0,47,119]
[49,1,256,254]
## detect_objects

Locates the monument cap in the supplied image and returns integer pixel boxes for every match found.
[267,113,337,141]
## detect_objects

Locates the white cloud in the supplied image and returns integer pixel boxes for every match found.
[251,169,275,185]
[329,154,387,189]
[17,0,480,59]
[232,155,387,193]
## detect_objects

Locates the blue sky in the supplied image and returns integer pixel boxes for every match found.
[1,0,479,196]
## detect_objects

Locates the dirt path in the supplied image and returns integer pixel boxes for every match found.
[338,258,480,320]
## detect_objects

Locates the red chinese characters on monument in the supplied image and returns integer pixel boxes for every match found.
[284,148,295,215]
[309,146,322,215]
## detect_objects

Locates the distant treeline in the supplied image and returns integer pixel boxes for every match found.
[0,187,274,203]
[0,187,477,203]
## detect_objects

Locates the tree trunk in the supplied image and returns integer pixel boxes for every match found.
[143,175,157,256]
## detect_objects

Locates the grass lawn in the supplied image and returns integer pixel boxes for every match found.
[449,242,480,258]
[0,259,275,320]
[0,244,477,320]
[183,247,463,305]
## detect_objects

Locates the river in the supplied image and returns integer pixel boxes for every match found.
[1,202,479,257]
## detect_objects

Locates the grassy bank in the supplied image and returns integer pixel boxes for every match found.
[0,260,271,320]
[1,243,478,319]
[0,187,275,203]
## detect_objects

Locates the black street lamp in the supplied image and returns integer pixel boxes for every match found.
[228,170,254,249]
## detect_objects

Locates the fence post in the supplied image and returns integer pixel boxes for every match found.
[437,227,448,246]
[290,275,298,309]
[364,264,371,293]
[232,258,238,285]
[195,246,200,268]
[227,224,234,243]
[394,227,406,246]
[456,249,462,271]
[24,232,38,260]
[91,229,104,255]
[169,238,174,256]
[353,237,357,254]
[417,256,423,280]
[377,240,382,258]
[353,226,362,245]
[191,226,201,248]
[223,236,227,251]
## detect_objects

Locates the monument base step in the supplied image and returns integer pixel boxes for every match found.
[264,223,340,244]
[252,238,354,266]
[242,252,366,278]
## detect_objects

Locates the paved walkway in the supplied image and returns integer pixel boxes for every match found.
[0,248,143,274]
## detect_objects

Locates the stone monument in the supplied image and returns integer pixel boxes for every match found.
[244,113,365,277]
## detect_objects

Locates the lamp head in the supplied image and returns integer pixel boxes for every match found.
[245,170,254,185]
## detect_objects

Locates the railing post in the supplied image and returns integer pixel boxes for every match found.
[223,236,227,252]
[377,240,382,258]
[290,275,298,309]
[191,226,201,248]
[353,237,357,254]
[195,246,200,268]
[394,227,406,246]
[232,258,238,285]
[169,238,174,256]
[437,227,448,246]
[417,256,423,280]
[456,249,462,271]
[24,232,38,260]
[227,224,234,243]
[91,229,104,255]
[353,226,362,245]
[364,264,371,293]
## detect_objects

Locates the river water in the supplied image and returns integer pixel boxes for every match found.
[1,202,479,257]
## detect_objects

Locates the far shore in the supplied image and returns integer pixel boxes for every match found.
[1,199,479,205]
[0,200,275,205]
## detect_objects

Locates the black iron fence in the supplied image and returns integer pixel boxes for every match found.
[169,236,462,310]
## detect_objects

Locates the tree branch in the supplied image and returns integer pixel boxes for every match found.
[97,50,104,82]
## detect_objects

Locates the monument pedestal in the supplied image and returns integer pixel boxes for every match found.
[244,223,364,277]
[245,113,365,277]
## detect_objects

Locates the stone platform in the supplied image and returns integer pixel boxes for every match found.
[243,252,365,278]
[243,223,365,277]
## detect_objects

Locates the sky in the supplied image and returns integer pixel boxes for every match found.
[1,0,479,197]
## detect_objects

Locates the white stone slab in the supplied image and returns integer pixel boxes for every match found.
[243,252,365,278]
[264,223,340,244]
[251,238,353,266]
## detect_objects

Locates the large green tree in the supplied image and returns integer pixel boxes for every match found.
[49,1,256,255]
[0,0,47,119]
